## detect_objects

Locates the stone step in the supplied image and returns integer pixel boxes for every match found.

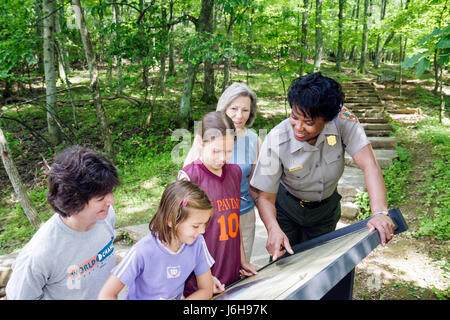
[364,129,391,137]
[346,103,385,109]
[346,97,381,103]
[338,166,366,201]
[345,149,398,169]
[341,202,360,219]
[118,224,149,243]
[354,110,386,118]
[343,88,378,92]
[345,92,378,96]
[358,117,389,123]
[362,123,393,131]
[368,136,398,149]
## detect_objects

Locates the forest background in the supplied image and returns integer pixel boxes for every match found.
[0,0,449,299]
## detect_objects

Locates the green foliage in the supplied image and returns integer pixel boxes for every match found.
[357,146,415,221]
[403,24,450,75]
[356,191,371,220]
[383,146,414,205]
[0,0,39,83]
[413,120,450,241]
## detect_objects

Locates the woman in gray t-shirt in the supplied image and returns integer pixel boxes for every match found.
[6,145,119,300]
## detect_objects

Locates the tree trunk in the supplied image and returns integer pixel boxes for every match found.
[313,0,323,72]
[158,6,168,96]
[112,2,123,95]
[439,65,445,124]
[398,0,410,96]
[179,62,197,129]
[168,29,176,77]
[201,1,216,104]
[222,56,231,92]
[179,0,214,127]
[222,10,238,92]
[71,0,114,160]
[299,0,309,76]
[43,0,62,146]
[349,0,360,61]
[0,128,42,230]
[55,3,77,128]
[358,0,369,73]
[399,37,407,96]
[168,0,176,77]
[374,0,387,68]
[336,0,345,72]
[35,0,44,74]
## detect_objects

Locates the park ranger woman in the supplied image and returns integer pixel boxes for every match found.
[250,72,395,265]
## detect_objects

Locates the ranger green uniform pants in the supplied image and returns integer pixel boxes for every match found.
[275,183,354,300]
[275,183,342,245]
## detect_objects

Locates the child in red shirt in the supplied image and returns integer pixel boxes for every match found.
[179,111,257,296]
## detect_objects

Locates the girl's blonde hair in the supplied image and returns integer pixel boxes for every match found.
[149,180,213,244]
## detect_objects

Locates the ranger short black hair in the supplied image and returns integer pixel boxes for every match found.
[287,72,345,121]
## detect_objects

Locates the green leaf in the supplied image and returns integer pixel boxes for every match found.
[414,58,430,76]
[436,37,450,49]
[402,53,424,69]
[437,53,449,67]
[419,28,443,45]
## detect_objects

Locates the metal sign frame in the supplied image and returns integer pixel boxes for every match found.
[214,208,408,300]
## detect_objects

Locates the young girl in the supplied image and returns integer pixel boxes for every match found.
[178,111,258,297]
[98,180,215,300]
[184,83,261,262]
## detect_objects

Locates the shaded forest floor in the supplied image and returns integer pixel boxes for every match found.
[0,61,449,299]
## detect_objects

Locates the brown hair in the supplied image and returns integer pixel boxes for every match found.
[198,111,235,143]
[47,145,119,218]
[149,180,213,244]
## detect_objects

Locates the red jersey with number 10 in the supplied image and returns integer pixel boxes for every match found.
[180,160,242,297]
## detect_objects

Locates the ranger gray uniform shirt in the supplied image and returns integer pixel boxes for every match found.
[250,107,370,202]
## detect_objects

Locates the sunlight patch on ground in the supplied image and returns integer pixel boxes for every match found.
[118,203,153,216]
[357,237,449,291]
[141,177,159,190]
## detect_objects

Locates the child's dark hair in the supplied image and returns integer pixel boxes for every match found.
[149,180,213,244]
[47,145,120,218]
[199,111,235,142]
[287,72,345,121]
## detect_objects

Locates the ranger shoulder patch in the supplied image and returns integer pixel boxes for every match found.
[339,108,359,122]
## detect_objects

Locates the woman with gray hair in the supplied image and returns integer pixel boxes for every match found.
[183,82,261,263]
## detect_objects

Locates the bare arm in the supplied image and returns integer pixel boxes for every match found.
[248,136,262,202]
[255,191,293,261]
[352,144,395,245]
[239,231,258,277]
[185,270,214,300]
[98,274,125,300]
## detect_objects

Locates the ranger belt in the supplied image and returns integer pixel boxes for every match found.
[286,190,334,209]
